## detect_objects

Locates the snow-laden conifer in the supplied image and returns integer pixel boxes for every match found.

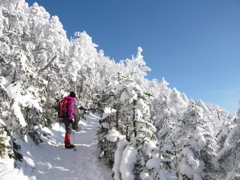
[216,105,240,180]
[174,100,218,180]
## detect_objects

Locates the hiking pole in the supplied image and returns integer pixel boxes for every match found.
[72,131,77,151]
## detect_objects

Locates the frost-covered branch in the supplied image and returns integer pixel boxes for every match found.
[38,55,57,75]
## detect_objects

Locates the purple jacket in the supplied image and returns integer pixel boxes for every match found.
[63,95,76,119]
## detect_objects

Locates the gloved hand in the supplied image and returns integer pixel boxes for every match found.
[69,118,74,123]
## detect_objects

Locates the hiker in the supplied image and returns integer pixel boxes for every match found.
[63,91,77,149]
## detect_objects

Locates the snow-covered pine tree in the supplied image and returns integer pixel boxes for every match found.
[96,74,131,167]
[216,104,240,180]
[149,86,188,180]
[106,76,157,180]
[96,77,120,166]
[174,100,218,180]
[120,47,151,88]
[68,32,107,106]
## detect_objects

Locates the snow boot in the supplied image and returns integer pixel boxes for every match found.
[65,144,75,149]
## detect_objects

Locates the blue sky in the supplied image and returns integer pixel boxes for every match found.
[25,0,240,114]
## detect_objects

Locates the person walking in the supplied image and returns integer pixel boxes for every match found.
[63,91,76,149]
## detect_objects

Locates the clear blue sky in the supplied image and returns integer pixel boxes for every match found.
[25,0,240,114]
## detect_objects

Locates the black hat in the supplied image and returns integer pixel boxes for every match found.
[70,91,76,98]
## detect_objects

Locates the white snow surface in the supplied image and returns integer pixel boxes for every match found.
[119,146,137,180]
[0,115,112,180]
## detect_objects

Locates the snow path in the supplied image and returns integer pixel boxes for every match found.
[1,115,112,180]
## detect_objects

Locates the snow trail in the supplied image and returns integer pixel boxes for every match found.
[1,115,112,180]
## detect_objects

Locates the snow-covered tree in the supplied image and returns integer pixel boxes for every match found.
[0,0,68,166]
[96,75,158,179]
[174,100,218,180]
[216,104,240,180]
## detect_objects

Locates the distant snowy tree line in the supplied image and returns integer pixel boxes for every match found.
[0,0,240,179]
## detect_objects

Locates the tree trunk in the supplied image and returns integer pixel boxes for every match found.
[126,118,130,142]
[133,99,137,137]
[116,110,119,130]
